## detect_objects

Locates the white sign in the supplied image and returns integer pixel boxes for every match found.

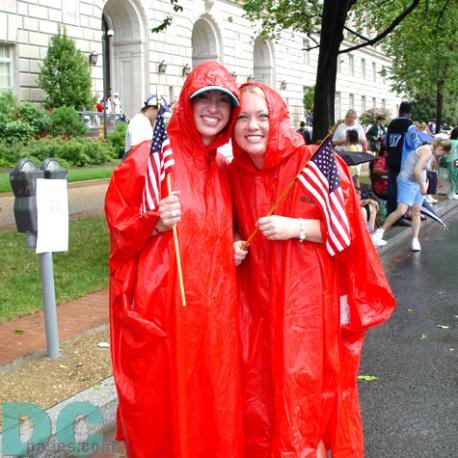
[36,179,69,254]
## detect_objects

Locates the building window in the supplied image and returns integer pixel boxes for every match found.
[382,98,386,108]
[361,58,366,80]
[372,62,377,82]
[0,45,13,91]
[349,93,354,108]
[361,95,366,112]
[382,66,386,84]
[349,55,354,77]
[303,38,310,66]
[372,97,376,108]
[335,92,341,119]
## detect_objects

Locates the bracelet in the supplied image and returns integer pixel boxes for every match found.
[298,218,306,242]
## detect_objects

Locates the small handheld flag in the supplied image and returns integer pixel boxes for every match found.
[297,137,350,256]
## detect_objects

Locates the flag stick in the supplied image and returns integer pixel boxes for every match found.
[243,133,332,249]
[167,174,187,307]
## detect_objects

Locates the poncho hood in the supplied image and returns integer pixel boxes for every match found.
[231,81,312,173]
[167,60,240,159]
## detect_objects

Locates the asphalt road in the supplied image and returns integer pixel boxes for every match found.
[360,220,458,457]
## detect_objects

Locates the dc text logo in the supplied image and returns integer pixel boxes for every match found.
[2,401,110,456]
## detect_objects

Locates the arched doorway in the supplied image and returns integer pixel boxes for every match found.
[102,0,146,118]
[253,36,273,86]
[191,17,220,68]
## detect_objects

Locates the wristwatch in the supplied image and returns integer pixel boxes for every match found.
[298,218,306,242]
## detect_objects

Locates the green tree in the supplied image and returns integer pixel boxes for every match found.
[303,86,315,112]
[39,25,95,110]
[379,0,458,130]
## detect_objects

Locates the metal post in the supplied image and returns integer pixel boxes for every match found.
[39,252,60,359]
[102,33,107,139]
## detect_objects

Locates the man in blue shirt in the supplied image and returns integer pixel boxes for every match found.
[385,101,420,222]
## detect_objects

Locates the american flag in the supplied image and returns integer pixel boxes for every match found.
[297,137,350,256]
[141,106,175,214]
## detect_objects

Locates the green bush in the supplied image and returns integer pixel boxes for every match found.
[38,25,95,110]
[0,137,116,168]
[107,122,127,158]
[0,91,51,143]
[49,106,87,137]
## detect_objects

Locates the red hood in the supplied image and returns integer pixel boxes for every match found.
[231,81,312,173]
[167,60,240,160]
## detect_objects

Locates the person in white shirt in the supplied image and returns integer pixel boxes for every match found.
[123,95,160,158]
[332,109,367,152]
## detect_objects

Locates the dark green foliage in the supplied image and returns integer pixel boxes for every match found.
[0,91,50,144]
[303,86,315,112]
[38,25,96,110]
[106,122,127,158]
[0,137,116,168]
[49,106,87,137]
[359,108,392,127]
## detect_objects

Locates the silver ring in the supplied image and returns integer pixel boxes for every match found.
[169,210,179,218]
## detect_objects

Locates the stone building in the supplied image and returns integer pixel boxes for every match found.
[0,0,401,125]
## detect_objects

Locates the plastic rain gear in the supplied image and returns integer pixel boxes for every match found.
[228,82,396,458]
[105,61,243,458]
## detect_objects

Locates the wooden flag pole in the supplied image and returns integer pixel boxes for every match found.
[167,174,187,307]
[243,133,332,249]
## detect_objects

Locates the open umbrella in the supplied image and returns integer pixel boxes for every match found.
[421,199,447,228]
[335,150,378,166]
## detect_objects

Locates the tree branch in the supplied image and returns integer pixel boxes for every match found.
[338,0,420,54]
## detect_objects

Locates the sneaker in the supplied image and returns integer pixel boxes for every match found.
[411,238,421,251]
[372,229,387,247]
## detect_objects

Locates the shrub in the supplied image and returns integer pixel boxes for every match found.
[0,137,116,168]
[107,122,127,158]
[38,25,95,110]
[49,106,87,137]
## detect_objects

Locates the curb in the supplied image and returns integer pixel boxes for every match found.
[378,198,458,259]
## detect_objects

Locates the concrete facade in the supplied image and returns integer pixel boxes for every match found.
[0,0,401,124]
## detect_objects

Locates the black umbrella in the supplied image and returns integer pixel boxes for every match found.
[421,200,447,228]
[335,150,378,166]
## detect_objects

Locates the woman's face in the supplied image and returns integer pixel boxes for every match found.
[191,90,232,145]
[234,91,270,167]
[345,112,357,125]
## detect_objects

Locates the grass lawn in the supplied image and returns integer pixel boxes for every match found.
[0,215,109,323]
[0,162,120,193]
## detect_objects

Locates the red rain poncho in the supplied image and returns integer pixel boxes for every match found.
[105,61,243,458]
[228,82,396,457]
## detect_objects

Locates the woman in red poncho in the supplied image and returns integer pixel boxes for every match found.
[104,61,243,458]
[229,83,396,457]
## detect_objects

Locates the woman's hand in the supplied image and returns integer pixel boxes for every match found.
[257,216,299,240]
[155,191,181,233]
[234,240,248,266]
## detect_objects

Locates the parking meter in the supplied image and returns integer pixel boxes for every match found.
[9,159,44,233]
[41,157,68,180]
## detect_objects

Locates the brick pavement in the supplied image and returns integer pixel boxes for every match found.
[0,289,108,366]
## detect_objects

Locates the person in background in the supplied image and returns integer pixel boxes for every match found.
[105,61,244,457]
[345,128,363,187]
[366,115,386,153]
[384,101,419,224]
[372,138,451,250]
[111,92,124,114]
[229,82,395,457]
[448,127,458,199]
[297,120,312,144]
[332,109,367,153]
[123,95,160,159]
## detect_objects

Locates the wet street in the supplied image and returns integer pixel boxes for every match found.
[360,220,458,457]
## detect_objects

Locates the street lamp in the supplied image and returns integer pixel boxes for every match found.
[102,29,114,139]
[182,63,191,77]
[88,51,98,67]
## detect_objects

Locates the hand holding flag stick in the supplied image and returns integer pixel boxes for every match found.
[243,133,351,257]
[141,98,187,306]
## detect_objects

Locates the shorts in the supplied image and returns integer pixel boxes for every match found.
[396,176,424,207]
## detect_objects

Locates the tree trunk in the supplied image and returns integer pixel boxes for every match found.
[312,0,354,142]
[435,79,443,134]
